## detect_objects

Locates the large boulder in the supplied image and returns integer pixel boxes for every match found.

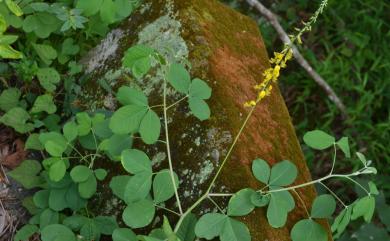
[80,0,331,240]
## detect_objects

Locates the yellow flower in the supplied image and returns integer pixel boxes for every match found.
[244,100,257,107]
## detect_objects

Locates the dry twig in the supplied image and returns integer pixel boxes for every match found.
[245,0,348,119]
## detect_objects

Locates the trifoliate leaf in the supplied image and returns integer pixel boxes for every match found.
[311,194,336,218]
[76,112,91,136]
[269,160,297,186]
[122,199,155,229]
[188,97,210,121]
[122,45,154,78]
[166,63,191,94]
[140,109,161,144]
[31,94,57,114]
[37,68,60,92]
[303,130,335,150]
[189,78,211,99]
[116,86,148,106]
[351,196,375,222]
[252,158,270,184]
[109,105,148,134]
[266,190,295,228]
[121,149,152,174]
[153,169,179,203]
[291,219,328,241]
[0,88,20,111]
[227,188,256,216]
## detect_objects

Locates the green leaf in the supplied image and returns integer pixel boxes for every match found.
[0,88,20,111]
[188,97,210,121]
[48,159,67,181]
[356,152,367,166]
[121,149,152,174]
[177,213,197,241]
[105,134,133,161]
[110,105,148,134]
[195,213,227,240]
[8,160,43,189]
[37,68,60,92]
[189,78,211,99]
[78,175,97,199]
[140,109,161,144]
[303,130,335,150]
[269,160,297,186]
[112,228,137,241]
[227,188,255,216]
[153,169,179,203]
[63,215,88,231]
[32,44,57,65]
[41,224,76,241]
[124,171,152,203]
[80,219,101,240]
[252,158,270,184]
[109,175,131,200]
[0,44,23,59]
[311,194,336,218]
[31,94,57,114]
[39,132,68,154]
[33,190,49,209]
[220,217,251,241]
[331,207,352,238]
[250,192,270,207]
[122,199,155,229]
[266,190,295,228]
[0,107,34,133]
[122,45,154,78]
[351,196,375,222]
[368,181,379,195]
[70,165,93,183]
[66,184,87,211]
[166,63,191,94]
[94,169,108,181]
[100,0,116,24]
[336,137,351,158]
[76,112,92,136]
[76,0,103,16]
[116,86,148,106]
[14,224,38,241]
[94,216,118,235]
[5,0,23,16]
[49,189,68,211]
[63,121,78,142]
[39,208,59,229]
[25,133,44,151]
[291,219,328,241]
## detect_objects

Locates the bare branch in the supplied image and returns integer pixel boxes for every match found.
[245,0,348,119]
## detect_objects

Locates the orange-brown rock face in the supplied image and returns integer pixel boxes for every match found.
[80,0,332,240]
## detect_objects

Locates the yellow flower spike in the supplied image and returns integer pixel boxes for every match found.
[244,100,256,107]
[257,90,266,100]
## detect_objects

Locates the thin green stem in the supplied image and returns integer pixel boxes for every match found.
[163,78,183,215]
[155,204,181,217]
[330,143,337,174]
[208,193,234,197]
[207,196,225,214]
[206,106,257,193]
[174,193,207,232]
[343,176,370,195]
[150,104,164,109]
[291,189,310,218]
[318,181,347,208]
[166,95,188,110]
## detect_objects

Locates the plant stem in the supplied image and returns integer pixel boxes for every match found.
[291,189,310,218]
[155,204,181,217]
[207,196,225,214]
[166,95,188,110]
[330,143,337,174]
[318,181,347,207]
[163,78,183,215]
[208,193,234,197]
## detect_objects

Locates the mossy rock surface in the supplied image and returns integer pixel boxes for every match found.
[80,0,332,240]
